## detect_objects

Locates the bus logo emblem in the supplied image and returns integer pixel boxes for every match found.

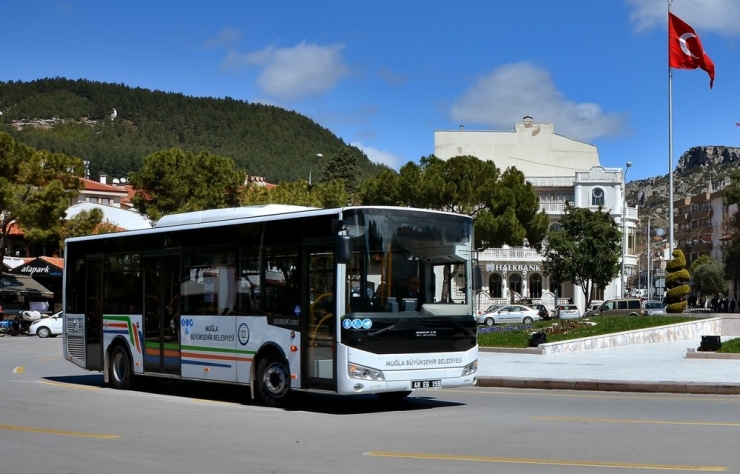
[238,323,250,346]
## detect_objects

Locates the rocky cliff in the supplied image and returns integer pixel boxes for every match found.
[627,146,740,230]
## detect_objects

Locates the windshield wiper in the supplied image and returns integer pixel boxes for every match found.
[368,319,407,337]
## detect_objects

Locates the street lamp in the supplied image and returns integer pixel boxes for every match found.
[621,161,632,297]
[308,153,322,188]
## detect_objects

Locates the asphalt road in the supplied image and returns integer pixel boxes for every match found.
[2,336,740,473]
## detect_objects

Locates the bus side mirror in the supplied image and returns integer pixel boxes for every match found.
[473,266,482,291]
[336,235,351,264]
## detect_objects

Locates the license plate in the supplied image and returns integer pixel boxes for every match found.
[411,379,442,390]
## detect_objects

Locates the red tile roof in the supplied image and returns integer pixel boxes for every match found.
[80,178,128,194]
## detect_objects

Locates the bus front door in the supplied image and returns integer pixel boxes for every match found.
[143,255,181,375]
[302,242,336,391]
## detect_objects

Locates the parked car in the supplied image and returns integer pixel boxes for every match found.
[554,304,582,319]
[28,311,63,338]
[585,298,643,317]
[642,301,666,316]
[530,304,550,320]
[476,304,541,326]
[477,304,502,315]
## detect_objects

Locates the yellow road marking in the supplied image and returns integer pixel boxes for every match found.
[42,356,62,362]
[39,380,100,391]
[0,424,119,439]
[13,366,25,374]
[365,452,726,471]
[533,416,740,427]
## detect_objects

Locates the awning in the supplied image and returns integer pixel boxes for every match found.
[9,257,63,278]
[0,273,54,298]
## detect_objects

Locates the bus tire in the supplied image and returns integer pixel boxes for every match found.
[256,354,292,408]
[109,345,133,390]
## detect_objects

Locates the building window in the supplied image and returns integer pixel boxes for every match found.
[529,273,542,298]
[489,273,502,298]
[590,285,605,301]
[591,188,604,206]
[509,273,522,296]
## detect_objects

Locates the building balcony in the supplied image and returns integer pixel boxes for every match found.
[478,247,542,262]
[575,170,622,183]
[539,202,567,214]
[527,177,575,187]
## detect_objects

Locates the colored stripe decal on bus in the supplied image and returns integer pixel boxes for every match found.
[181,360,231,368]
[103,315,142,354]
[180,352,253,363]
[181,345,256,356]
[103,315,136,346]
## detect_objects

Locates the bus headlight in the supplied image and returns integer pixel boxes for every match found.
[461,359,478,376]
[348,363,385,381]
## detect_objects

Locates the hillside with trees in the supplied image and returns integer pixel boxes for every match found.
[0,78,386,183]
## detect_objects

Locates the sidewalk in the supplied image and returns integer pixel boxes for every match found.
[476,337,740,394]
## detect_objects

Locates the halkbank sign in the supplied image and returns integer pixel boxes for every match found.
[485,264,542,272]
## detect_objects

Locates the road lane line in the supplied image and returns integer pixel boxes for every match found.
[0,424,119,439]
[365,451,726,471]
[533,416,740,427]
[39,380,101,391]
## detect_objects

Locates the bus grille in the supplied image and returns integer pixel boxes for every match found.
[65,315,85,362]
[66,335,85,360]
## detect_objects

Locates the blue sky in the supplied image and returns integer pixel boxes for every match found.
[3,0,739,181]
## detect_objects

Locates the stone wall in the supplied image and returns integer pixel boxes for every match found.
[539,318,722,355]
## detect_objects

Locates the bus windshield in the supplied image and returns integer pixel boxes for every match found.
[341,208,473,318]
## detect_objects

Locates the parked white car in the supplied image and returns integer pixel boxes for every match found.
[642,301,666,316]
[554,304,582,319]
[29,312,63,338]
[476,304,540,326]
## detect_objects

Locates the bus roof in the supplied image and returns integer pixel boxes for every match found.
[64,205,471,245]
[155,204,318,228]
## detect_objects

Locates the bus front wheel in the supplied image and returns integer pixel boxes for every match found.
[256,354,292,408]
[109,345,133,390]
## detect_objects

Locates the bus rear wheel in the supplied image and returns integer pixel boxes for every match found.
[109,345,133,390]
[256,354,292,408]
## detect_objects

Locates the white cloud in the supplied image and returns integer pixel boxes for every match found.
[205,27,241,49]
[221,41,349,100]
[627,0,740,36]
[450,62,626,143]
[352,141,406,170]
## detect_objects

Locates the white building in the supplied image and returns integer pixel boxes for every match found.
[435,117,638,312]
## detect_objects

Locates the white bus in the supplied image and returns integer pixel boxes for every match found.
[62,205,479,407]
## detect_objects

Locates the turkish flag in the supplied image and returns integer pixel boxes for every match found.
[669,12,715,88]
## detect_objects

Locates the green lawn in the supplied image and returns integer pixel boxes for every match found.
[477,315,708,348]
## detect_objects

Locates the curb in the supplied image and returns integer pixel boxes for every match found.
[476,376,740,395]
[686,351,740,359]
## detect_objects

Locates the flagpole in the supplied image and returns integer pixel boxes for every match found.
[668,0,674,256]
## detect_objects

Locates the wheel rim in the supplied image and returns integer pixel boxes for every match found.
[523,317,533,324]
[262,362,289,397]
[112,352,128,382]
[485,318,494,326]
[39,328,49,338]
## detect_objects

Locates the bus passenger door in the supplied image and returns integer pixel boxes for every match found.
[143,255,181,375]
[302,242,336,391]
